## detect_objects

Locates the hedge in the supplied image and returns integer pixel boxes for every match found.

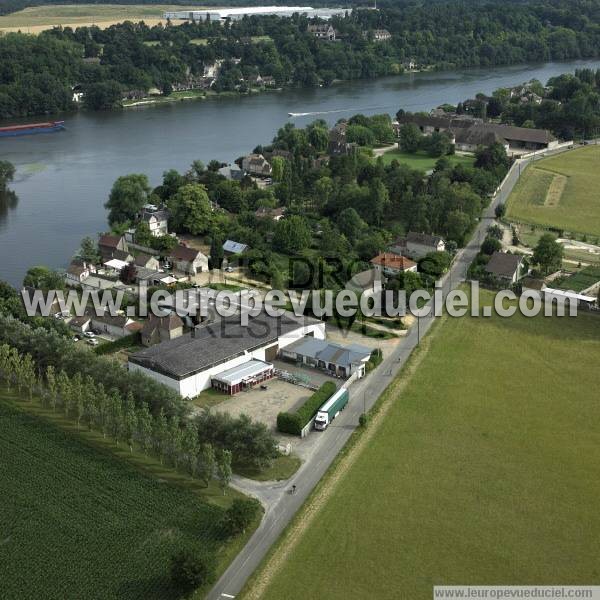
[276,412,303,436]
[277,381,337,436]
[93,332,140,356]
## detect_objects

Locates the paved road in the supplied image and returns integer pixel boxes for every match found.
[206,146,576,600]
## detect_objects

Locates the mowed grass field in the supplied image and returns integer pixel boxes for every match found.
[246,295,600,600]
[0,4,199,33]
[0,398,225,600]
[506,146,600,236]
[381,148,475,171]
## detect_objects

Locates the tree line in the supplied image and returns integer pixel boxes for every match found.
[3,0,600,118]
[0,313,279,471]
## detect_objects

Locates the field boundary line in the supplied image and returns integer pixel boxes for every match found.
[242,315,446,600]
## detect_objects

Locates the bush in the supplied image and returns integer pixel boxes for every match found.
[359,413,369,428]
[369,348,383,367]
[481,236,502,255]
[276,411,303,435]
[219,498,261,538]
[170,545,217,591]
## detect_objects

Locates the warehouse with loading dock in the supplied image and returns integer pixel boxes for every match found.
[128,312,325,398]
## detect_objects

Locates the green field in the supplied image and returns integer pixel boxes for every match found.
[506,146,600,237]
[556,265,600,292]
[380,148,475,170]
[246,294,600,599]
[0,4,198,32]
[0,397,230,600]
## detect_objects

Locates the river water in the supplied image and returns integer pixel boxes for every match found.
[1,59,599,287]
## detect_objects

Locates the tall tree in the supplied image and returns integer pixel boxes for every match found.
[105,174,151,226]
[216,449,232,495]
[533,234,563,274]
[168,184,213,235]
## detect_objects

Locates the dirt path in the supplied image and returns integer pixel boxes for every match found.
[243,317,442,599]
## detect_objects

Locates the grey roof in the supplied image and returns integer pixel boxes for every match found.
[485,252,523,278]
[218,164,244,181]
[346,269,383,291]
[129,312,319,380]
[406,231,445,247]
[91,312,132,328]
[453,126,506,147]
[212,359,273,385]
[285,337,372,369]
[397,114,555,145]
[134,253,157,267]
[141,209,169,223]
[223,240,248,254]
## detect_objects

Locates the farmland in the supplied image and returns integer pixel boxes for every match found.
[506,146,600,237]
[556,265,600,292]
[0,4,197,33]
[0,396,230,600]
[380,148,475,170]
[244,293,600,600]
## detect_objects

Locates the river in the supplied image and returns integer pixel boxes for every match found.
[1,59,599,287]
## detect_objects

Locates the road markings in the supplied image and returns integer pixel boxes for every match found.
[221,594,235,598]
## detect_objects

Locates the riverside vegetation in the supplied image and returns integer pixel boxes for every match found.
[3,0,600,117]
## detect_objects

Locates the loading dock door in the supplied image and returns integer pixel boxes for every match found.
[265,344,279,362]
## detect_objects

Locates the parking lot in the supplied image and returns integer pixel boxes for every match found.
[214,378,323,433]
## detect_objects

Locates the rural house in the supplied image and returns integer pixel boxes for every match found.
[370,252,418,276]
[90,312,141,339]
[98,234,129,262]
[134,253,160,270]
[242,154,272,177]
[139,205,169,237]
[390,232,446,260]
[308,23,336,40]
[65,261,91,286]
[141,313,184,347]
[485,252,524,283]
[169,245,209,275]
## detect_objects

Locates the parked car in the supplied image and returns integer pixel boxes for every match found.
[225,266,234,273]
[84,331,95,339]
[87,338,99,347]
[72,335,81,342]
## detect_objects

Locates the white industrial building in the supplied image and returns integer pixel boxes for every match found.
[128,312,325,398]
[164,6,347,22]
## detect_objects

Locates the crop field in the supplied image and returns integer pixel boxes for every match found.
[0,4,198,33]
[0,398,225,600]
[245,293,600,600]
[557,265,600,292]
[506,146,600,237]
[380,148,475,170]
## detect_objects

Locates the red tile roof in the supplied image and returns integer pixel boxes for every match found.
[370,252,417,271]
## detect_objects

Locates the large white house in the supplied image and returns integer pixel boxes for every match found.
[128,312,325,398]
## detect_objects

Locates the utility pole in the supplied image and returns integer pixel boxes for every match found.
[417,313,421,345]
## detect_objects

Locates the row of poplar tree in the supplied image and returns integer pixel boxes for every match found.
[0,343,233,493]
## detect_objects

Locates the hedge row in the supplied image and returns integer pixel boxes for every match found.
[93,332,140,356]
[277,381,337,436]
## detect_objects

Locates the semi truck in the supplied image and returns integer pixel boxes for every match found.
[314,388,349,431]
